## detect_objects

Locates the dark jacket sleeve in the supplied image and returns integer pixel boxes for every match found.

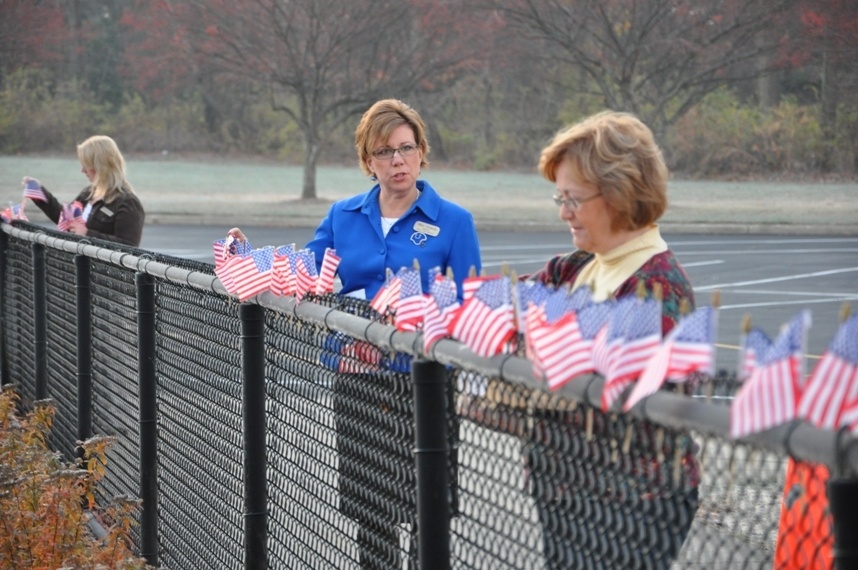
[30,185,68,224]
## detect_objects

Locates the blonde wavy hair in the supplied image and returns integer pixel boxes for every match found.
[77,135,135,203]
[354,99,430,177]
[538,111,668,232]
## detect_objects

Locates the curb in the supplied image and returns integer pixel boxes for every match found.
[144,213,856,236]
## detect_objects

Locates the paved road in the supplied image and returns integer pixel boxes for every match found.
[140,226,858,372]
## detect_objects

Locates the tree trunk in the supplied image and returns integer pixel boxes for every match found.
[819,32,838,172]
[65,0,83,85]
[755,29,780,110]
[757,59,779,110]
[302,135,319,200]
[757,73,779,110]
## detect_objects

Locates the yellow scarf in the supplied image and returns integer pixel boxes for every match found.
[573,225,667,301]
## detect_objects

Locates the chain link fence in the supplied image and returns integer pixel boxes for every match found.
[1,220,855,570]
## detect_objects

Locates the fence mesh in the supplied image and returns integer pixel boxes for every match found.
[4,235,36,404]
[265,295,425,569]
[44,247,78,454]
[0,222,841,570]
[89,260,142,515]
[154,281,244,570]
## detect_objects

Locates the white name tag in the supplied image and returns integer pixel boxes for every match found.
[100,206,115,217]
[413,221,440,236]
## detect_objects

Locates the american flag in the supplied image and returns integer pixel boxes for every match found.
[527,292,610,391]
[839,397,858,434]
[213,239,235,291]
[797,314,858,430]
[567,284,593,312]
[394,267,424,332]
[524,301,547,377]
[515,281,549,366]
[600,296,662,411]
[293,249,317,299]
[519,283,576,359]
[23,179,47,202]
[739,326,773,381]
[591,297,627,379]
[213,235,251,268]
[370,268,402,316]
[461,275,490,302]
[57,201,84,232]
[422,269,460,353]
[526,285,580,376]
[528,307,582,389]
[227,246,275,302]
[1,202,28,222]
[213,238,230,266]
[543,286,581,322]
[568,300,613,377]
[271,244,296,296]
[214,236,254,293]
[731,310,811,439]
[315,248,341,295]
[624,305,718,412]
[514,280,550,331]
[10,203,28,221]
[448,275,515,357]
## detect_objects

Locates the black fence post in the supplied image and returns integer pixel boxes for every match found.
[32,243,47,400]
[828,477,858,569]
[0,231,7,386]
[412,358,451,570]
[75,255,92,456]
[240,303,267,570]
[136,272,159,566]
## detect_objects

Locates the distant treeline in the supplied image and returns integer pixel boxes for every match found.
[2,0,856,181]
[3,71,854,179]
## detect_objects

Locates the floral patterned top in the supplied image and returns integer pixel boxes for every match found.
[529,248,695,336]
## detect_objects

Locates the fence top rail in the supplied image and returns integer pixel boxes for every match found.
[4,221,858,475]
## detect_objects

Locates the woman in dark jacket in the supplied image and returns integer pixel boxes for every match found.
[24,135,144,247]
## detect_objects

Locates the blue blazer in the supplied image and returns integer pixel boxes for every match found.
[305,180,481,301]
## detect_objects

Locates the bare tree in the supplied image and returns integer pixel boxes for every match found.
[181,0,485,199]
[484,0,801,140]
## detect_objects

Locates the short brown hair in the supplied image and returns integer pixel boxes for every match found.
[354,99,430,176]
[538,111,668,231]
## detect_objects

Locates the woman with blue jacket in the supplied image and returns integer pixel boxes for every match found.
[230,98,481,300]
[230,99,480,569]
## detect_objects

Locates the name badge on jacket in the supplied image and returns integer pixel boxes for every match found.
[412,221,440,236]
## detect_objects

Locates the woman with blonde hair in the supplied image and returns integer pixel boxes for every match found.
[24,135,145,246]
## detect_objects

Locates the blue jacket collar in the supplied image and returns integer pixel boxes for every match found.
[344,180,441,221]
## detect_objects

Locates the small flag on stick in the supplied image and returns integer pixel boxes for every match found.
[731,310,811,439]
[23,179,47,202]
[797,306,858,430]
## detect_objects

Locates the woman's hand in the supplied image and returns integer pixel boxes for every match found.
[68,219,88,236]
[227,227,247,243]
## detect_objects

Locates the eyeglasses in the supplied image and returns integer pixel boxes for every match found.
[371,143,419,160]
[552,193,601,210]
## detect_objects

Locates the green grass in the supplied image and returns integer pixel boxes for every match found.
[2,155,856,231]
